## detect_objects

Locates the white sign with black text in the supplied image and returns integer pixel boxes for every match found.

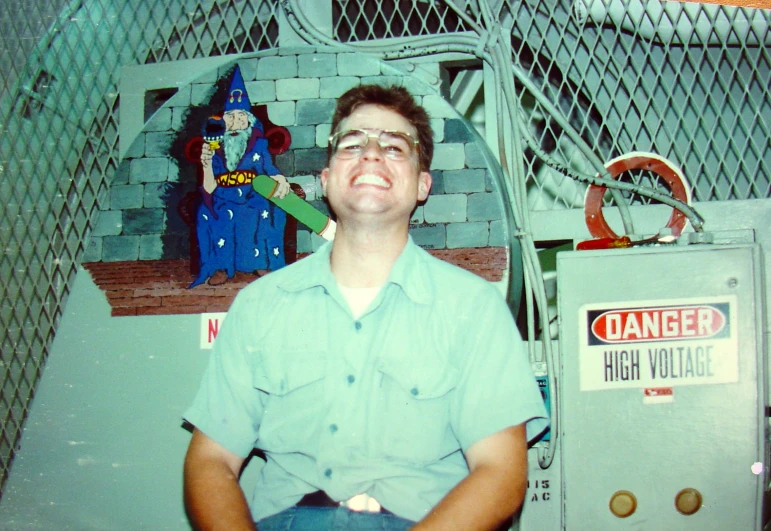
[578,296,738,391]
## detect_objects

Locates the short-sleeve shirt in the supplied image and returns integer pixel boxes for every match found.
[184,237,549,523]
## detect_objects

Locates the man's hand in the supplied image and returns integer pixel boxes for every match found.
[270,174,291,199]
[184,429,255,531]
[201,143,215,169]
[411,424,528,531]
[200,143,217,195]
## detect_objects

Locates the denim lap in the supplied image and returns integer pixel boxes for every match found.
[257,506,415,531]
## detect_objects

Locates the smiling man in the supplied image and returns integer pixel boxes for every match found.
[183,85,549,531]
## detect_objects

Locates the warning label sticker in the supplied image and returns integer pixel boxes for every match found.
[578,296,738,391]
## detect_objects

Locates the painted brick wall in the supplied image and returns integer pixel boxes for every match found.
[84,50,505,264]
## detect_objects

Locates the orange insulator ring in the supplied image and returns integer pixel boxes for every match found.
[584,152,691,240]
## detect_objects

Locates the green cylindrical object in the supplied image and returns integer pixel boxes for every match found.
[252,174,332,236]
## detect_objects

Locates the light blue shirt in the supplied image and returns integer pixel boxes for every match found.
[185,237,549,522]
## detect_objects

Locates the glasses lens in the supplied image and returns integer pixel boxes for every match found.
[333,130,367,158]
[378,132,412,160]
[331,130,417,160]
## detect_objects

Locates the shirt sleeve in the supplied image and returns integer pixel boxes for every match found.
[183,292,265,457]
[449,285,550,452]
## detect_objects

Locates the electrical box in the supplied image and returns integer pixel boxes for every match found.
[558,242,766,530]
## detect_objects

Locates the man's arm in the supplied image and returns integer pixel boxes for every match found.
[184,428,256,531]
[411,424,528,531]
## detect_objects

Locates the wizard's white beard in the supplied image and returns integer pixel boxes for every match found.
[223,127,251,172]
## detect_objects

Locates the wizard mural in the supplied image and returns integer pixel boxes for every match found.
[188,66,290,287]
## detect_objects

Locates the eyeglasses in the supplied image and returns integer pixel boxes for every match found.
[328,129,419,161]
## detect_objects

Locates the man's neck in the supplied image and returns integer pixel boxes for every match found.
[329,221,409,288]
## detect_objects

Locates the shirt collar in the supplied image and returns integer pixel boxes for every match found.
[276,236,433,304]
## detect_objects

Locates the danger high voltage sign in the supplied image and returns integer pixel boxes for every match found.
[578,297,738,391]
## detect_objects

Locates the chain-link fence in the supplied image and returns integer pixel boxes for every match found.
[0,0,768,497]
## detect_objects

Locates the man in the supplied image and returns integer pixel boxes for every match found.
[183,84,549,530]
[189,65,292,288]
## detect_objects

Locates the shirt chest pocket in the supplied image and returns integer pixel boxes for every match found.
[375,356,460,464]
[252,348,327,452]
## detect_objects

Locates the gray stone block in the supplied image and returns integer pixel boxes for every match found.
[286,126,316,149]
[238,58,259,80]
[410,205,424,224]
[468,192,502,221]
[423,194,467,223]
[443,169,486,193]
[83,236,102,262]
[257,56,298,80]
[447,222,489,249]
[296,230,312,254]
[430,143,465,171]
[421,94,457,119]
[110,185,143,210]
[427,170,444,194]
[277,78,320,101]
[172,107,190,131]
[145,132,174,158]
[111,161,131,185]
[274,151,294,176]
[130,158,169,183]
[168,85,191,107]
[92,210,123,237]
[299,54,338,78]
[320,77,360,99]
[139,234,163,260]
[316,124,332,148]
[430,119,444,143]
[246,80,277,102]
[464,142,487,169]
[444,119,475,142]
[144,182,170,209]
[489,220,506,247]
[145,108,172,132]
[295,148,327,173]
[102,235,140,262]
[409,224,446,249]
[297,99,336,125]
[338,53,380,76]
[191,83,216,106]
[124,135,145,159]
[123,209,165,235]
[265,101,295,126]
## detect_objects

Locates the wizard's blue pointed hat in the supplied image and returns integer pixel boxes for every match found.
[225,65,251,112]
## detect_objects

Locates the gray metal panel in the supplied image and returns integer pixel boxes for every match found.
[557,244,765,530]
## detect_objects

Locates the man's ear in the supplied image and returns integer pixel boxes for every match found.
[320,168,329,196]
[417,171,432,201]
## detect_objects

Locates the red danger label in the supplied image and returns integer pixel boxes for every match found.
[590,305,727,344]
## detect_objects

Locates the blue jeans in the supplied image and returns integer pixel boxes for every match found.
[257,506,415,530]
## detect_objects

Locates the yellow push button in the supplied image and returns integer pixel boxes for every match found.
[609,490,637,518]
[675,488,702,515]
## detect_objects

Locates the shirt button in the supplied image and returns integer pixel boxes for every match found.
[410,387,419,396]
[329,423,338,433]
[324,468,333,478]
[354,321,362,330]
[347,374,355,384]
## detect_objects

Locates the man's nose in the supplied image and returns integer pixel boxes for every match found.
[360,137,384,159]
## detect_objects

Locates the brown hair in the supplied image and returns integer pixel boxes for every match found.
[328,84,434,172]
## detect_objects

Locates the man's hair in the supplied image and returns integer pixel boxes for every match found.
[328,84,433,172]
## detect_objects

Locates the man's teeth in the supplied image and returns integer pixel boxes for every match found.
[353,174,390,188]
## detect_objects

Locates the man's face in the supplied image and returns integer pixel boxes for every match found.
[223,110,250,132]
[321,104,431,225]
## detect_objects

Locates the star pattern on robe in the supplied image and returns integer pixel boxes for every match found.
[252,153,260,162]
[273,247,280,257]
[261,210,269,219]
[217,238,225,248]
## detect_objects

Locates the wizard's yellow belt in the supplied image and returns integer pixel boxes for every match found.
[216,170,255,187]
